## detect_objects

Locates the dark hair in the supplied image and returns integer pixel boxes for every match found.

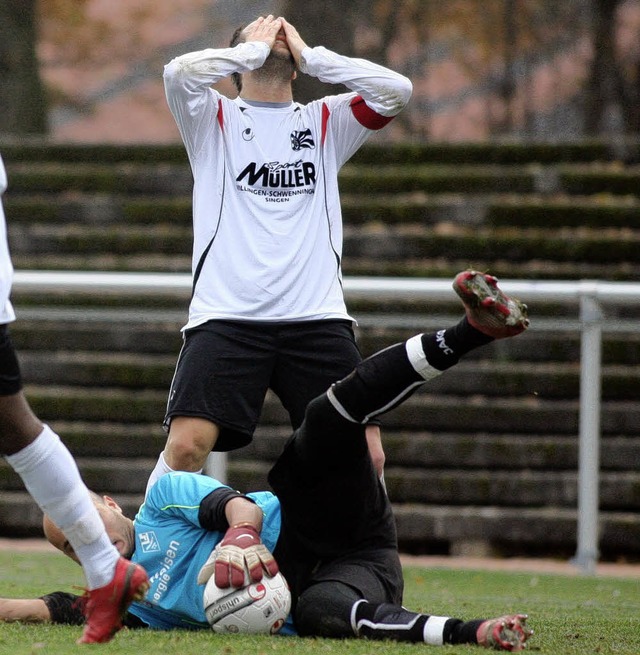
[229,25,245,93]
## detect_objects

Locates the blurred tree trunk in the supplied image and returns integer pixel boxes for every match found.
[499,0,518,135]
[0,0,47,135]
[584,0,623,135]
[280,1,359,103]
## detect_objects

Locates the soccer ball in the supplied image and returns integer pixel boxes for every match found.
[203,570,291,634]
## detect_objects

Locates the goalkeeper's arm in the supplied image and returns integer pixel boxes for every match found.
[197,489,278,588]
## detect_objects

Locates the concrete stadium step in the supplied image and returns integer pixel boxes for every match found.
[344,257,640,281]
[0,457,156,495]
[392,504,640,557]
[10,309,185,353]
[46,421,166,457]
[340,226,640,266]
[7,223,191,256]
[339,162,640,196]
[18,351,176,389]
[4,162,192,196]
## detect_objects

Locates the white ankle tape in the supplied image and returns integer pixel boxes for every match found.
[406,335,442,380]
[423,615,450,645]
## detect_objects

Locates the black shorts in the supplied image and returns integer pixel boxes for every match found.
[164,319,364,451]
[0,325,22,396]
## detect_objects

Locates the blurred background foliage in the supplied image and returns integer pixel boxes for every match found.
[2,0,640,142]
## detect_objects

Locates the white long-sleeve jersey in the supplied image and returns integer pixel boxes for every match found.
[0,155,16,324]
[164,42,412,330]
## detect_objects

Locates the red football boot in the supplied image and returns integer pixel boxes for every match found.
[78,557,149,644]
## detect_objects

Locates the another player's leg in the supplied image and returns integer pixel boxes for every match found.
[352,600,532,650]
[77,558,150,643]
[0,327,148,644]
[296,582,532,650]
[149,321,274,494]
[328,270,529,424]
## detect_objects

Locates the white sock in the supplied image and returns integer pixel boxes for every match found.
[145,451,180,497]
[5,425,119,589]
[423,615,450,645]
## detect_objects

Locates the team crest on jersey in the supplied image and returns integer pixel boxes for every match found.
[139,531,161,553]
[290,129,315,151]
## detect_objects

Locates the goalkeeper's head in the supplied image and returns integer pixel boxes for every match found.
[42,491,135,564]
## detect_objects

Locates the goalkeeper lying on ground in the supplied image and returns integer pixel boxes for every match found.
[0,272,533,651]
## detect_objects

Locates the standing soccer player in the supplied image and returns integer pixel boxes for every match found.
[0,154,149,643]
[149,14,413,492]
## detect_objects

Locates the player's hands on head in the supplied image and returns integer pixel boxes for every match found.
[242,15,283,50]
[279,18,307,66]
[197,523,279,588]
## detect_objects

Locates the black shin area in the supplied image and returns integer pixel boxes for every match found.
[449,618,484,644]
[329,342,424,423]
[353,602,483,645]
[420,316,494,372]
[295,582,361,638]
[353,601,431,641]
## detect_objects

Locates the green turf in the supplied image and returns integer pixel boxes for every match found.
[0,552,639,654]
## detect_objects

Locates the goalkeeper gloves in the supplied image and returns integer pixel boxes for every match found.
[197,522,279,588]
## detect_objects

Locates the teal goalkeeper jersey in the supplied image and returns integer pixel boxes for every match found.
[128,471,282,630]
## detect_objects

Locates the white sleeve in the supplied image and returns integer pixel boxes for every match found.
[163,42,270,156]
[0,156,16,324]
[299,46,412,117]
[163,41,270,90]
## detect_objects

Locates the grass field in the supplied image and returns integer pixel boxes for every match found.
[0,551,639,654]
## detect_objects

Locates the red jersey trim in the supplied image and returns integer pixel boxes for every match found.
[321,102,331,145]
[217,99,224,130]
[350,95,393,130]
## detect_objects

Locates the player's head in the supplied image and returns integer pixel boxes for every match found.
[43,492,135,563]
[229,17,296,94]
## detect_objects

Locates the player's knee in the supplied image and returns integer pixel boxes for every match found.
[165,417,218,471]
[295,582,361,638]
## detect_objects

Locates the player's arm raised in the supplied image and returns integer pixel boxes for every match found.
[284,16,412,121]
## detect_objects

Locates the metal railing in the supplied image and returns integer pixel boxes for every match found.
[12,270,640,574]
